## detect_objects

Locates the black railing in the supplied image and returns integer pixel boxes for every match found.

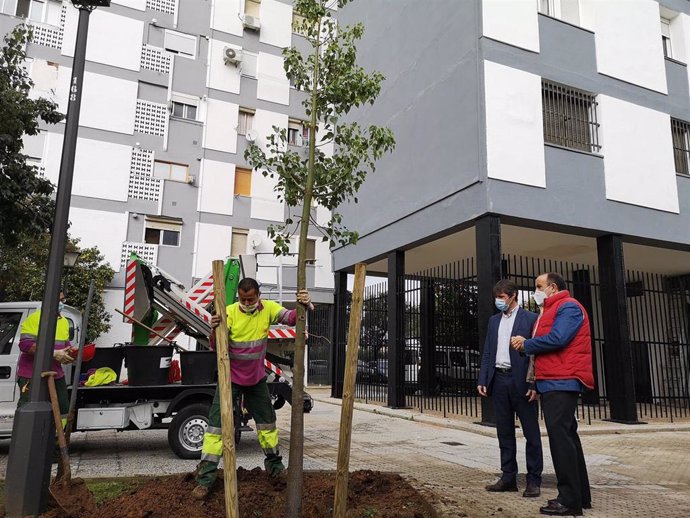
[348,254,690,423]
[307,304,333,386]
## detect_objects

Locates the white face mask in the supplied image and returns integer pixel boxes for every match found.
[533,289,547,307]
[240,302,258,314]
[58,302,66,313]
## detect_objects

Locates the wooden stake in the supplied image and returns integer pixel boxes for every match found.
[333,263,367,518]
[212,260,238,518]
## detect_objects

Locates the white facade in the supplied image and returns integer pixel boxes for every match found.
[7,0,336,346]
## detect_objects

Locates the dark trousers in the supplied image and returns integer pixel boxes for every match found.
[492,372,543,485]
[541,391,591,509]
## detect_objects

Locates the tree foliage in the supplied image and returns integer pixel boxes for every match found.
[0,233,115,342]
[0,25,64,247]
[244,1,395,515]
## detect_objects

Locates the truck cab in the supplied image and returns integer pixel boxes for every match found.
[0,302,82,437]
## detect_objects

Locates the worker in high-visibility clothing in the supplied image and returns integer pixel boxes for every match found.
[17,292,75,429]
[193,278,312,499]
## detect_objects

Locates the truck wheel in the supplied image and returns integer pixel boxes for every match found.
[168,402,210,460]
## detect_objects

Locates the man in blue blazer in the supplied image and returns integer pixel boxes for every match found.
[477,279,543,497]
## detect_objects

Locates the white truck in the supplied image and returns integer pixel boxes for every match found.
[0,257,312,459]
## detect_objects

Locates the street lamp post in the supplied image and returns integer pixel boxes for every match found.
[62,247,82,297]
[4,2,110,516]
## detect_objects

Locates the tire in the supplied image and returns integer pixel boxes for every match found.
[272,394,286,410]
[168,402,210,460]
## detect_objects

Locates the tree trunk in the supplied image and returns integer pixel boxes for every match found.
[286,28,321,518]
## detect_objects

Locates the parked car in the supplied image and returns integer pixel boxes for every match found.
[428,349,481,395]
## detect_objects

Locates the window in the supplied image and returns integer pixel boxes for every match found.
[144,217,182,247]
[288,120,310,147]
[238,108,255,135]
[245,0,260,17]
[22,132,45,160]
[164,29,196,58]
[538,0,555,16]
[171,101,197,120]
[538,0,580,26]
[542,80,600,153]
[231,229,248,257]
[241,52,258,78]
[292,11,308,37]
[661,18,672,58]
[154,160,189,182]
[671,118,690,175]
[0,312,22,355]
[234,167,252,196]
[305,238,316,264]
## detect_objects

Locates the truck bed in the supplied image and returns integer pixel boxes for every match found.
[74,382,216,406]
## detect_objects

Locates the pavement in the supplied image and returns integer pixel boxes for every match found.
[1,387,689,517]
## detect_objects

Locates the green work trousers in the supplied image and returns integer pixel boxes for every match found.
[196,379,283,487]
[17,376,70,429]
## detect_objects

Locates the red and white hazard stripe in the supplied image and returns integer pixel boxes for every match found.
[268,327,296,340]
[124,259,137,318]
[264,359,284,378]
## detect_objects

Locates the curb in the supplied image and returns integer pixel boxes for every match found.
[312,395,690,438]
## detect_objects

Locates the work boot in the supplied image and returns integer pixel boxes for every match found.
[264,454,285,477]
[191,485,210,500]
[194,460,219,487]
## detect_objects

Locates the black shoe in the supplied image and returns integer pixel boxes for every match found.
[540,502,583,516]
[523,483,541,498]
[485,479,518,492]
[548,499,591,510]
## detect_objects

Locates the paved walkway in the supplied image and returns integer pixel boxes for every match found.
[1,389,689,517]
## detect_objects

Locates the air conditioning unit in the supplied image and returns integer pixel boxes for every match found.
[223,46,242,66]
[243,15,261,31]
[245,129,258,143]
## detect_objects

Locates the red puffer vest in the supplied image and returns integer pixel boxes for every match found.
[533,290,594,389]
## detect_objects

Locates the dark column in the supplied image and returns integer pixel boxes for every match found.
[387,250,406,408]
[419,278,437,396]
[597,235,638,423]
[475,215,502,425]
[330,271,348,399]
[572,269,600,405]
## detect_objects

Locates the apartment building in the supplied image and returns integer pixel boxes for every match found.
[0,0,335,346]
[332,0,690,423]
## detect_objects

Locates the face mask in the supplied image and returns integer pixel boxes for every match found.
[533,290,547,307]
[240,303,258,314]
[58,302,66,313]
[495,298,509,312]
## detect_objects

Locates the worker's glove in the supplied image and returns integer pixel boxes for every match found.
[296,289,313,310]
[53,349,74,365]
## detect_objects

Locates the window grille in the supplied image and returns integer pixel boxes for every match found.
[129,147,162,201]
[29,4,66,49]
[671,118,690,175]
[542,80,600,153]
[134,100,167,136]
[146,0,175,15]
[121,242,158,268]
[140,44,171,73]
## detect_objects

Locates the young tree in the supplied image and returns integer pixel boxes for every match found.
[0,233,115,342]
[244,1,395,514]
[0,25,64,247]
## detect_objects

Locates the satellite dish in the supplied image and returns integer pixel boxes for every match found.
[250,234,263,249]
[245,129,258,143]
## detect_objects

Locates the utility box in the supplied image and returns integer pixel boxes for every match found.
[77,407,129,429]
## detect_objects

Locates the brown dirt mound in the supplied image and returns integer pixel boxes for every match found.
[71,469,437,518]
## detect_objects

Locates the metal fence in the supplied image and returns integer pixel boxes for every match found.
[350,254,690,422]
[307,305,333,386]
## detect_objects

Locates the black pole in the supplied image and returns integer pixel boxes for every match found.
[597,234,639,423]
[5,7,93,517]
[387,250,406,408]
[330,271,347,398]
[475,215,502,426]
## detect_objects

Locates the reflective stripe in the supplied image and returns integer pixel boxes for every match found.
[257,428,279,450]
[229,338,266,349]
[54,340,67,346]
[19,334,37,341]
[276,309,290,324]
[206,426,222,435]
[229,350,265,360]
[200,452,221,463]
[201,431,223,457]
[262,446,279,455]
[255,422,276,431]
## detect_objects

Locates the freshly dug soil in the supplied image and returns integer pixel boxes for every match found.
[43,469,438,518]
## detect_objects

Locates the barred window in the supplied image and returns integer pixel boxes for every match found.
[671,118,690,175]
[542,80,600,153]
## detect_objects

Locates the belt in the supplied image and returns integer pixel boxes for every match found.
[495,367,512,373]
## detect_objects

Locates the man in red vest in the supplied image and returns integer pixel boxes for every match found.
[511,272,594,517]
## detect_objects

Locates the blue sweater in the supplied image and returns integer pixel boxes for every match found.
[524,302,584,393]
